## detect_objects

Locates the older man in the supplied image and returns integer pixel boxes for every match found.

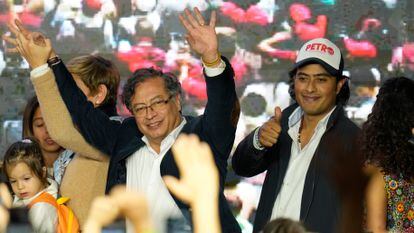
[6,8,241,233]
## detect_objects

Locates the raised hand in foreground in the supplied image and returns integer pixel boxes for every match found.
[84,185,152,233]
[164,134,220,233]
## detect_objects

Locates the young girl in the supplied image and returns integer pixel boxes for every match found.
[3,138,59,233]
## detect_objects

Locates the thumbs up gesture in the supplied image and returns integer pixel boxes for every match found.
[258,106,282,148]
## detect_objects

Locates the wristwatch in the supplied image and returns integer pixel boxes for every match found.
[253,127,265,150]
[47,56,61,67]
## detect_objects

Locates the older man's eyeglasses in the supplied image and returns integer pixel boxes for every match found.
[132,95,174,117]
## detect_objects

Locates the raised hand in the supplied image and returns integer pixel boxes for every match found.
[84,186,153,233]
[84,196,120,233]
[109,186,152,232]
[3,20,47,51]
[3,20,52,69]
[0,183,12,209]
[15,20,47,46]
[163,134,220,233]
[178,7,219,63]
[259,106,282,148]
[163,134,219,205]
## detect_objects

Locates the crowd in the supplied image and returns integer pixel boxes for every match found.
[0,1,413,233]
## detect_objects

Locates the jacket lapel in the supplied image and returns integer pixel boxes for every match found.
[299,106,343,221]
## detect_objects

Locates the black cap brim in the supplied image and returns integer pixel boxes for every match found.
[289,57,342,78]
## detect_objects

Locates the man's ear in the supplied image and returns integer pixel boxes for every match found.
[94,84,108,106]
[174,94,182,112]
[336,78,347,94]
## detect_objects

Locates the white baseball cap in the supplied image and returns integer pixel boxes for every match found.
[289,38,345,78]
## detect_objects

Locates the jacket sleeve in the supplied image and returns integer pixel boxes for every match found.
[233,104,296,177]
[50,61,120,156]
[232,129,275,177]
[30,69,109,162]
[201,57,240,161]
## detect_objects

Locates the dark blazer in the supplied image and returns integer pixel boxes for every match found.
[232,104,360,233]
[51,57,241,233]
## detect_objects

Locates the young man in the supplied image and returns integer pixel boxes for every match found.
[232,38,361,233]
[5,8,241,233]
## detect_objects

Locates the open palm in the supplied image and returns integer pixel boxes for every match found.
[179,8,218,60]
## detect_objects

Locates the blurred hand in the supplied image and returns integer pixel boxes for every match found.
[84,186,153,233]
[179,8,219,63]
[0,184,12,209]
[109,186,152,231]
[163,134,219,205]
[0,184,11,233]
[0,206,9,233]
[259,106,282,148]
[84,196,120,233]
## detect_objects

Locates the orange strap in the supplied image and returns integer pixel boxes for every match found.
[28,192,58,209]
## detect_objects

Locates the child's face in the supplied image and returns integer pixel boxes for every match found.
[8,162,45,199]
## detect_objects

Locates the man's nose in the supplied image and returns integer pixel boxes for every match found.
[145,106,157,119]
[305,79,317,92]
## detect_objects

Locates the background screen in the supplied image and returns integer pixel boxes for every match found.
[1,0,414,162]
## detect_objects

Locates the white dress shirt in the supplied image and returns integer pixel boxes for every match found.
[124,61,226,233]
[270,106,336,221]
[126,118,186,233]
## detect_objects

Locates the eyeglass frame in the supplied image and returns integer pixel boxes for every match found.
[132,95,174,117]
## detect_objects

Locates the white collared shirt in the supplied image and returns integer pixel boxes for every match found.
[270,106,336,221]
[126,118,186,233]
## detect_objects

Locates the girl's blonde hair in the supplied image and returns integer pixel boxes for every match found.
[2,138,48,187]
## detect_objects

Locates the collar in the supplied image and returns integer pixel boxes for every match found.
[288,106,337,131]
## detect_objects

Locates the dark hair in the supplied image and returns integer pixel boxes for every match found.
[288,64,350,106]
[263,218,306,233]
[3,138,48,187]
[22,96,39,138]
[122,67,182,113]
[67,55,120,108]
[362,77,414,180]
